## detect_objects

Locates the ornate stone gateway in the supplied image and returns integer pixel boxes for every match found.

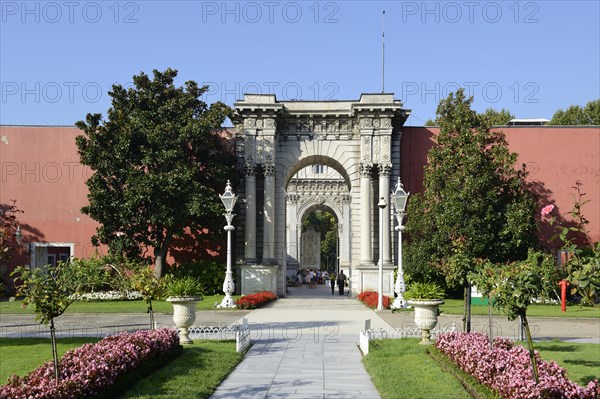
[232,93,410,296]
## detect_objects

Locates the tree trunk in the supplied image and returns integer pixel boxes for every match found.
[148,302,155,330]
[50,318,60,382]
[153,231,173,278]
[521,313,539,384]
[462,285,472,332]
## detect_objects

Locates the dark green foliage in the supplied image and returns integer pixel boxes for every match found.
[75,68,234,278]
[404,89,538,288]
[404,281,445,300]
[10,263,77,325]
[481,108,514,125]
[302,210,338,270]
[169,260,226,295]
[548,99,600,125]
[62,256,130,294]
[165,276,204,298]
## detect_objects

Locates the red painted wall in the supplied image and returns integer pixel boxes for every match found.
[1,126,100,270]
[1,125,599,275]
[401,126,600,245]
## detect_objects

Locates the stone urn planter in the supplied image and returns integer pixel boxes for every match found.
[407,299,444,345]
[405,281,445,345]
[166,297,201,344]
[165,276,204,345]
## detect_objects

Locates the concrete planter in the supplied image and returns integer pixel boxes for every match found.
[166,297,201,344]
[408,299,444,345]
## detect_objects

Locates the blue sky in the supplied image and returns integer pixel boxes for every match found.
[1,0,599,126]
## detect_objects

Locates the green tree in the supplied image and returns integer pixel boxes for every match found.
[544,182,600,306]
[424,118,436,126]
[76,69,233,277]
[482,108,514,125]
[471,251,557,383]
[302,210,338,270]
[548,99,600,125]
[11,262,79,382]
[404,88,538,330]
[128,263,170,329]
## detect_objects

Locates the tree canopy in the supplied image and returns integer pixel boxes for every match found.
[481,108,514,125]
[548,99,600,125]
[76,68,234,277]
[302,210,338,271]
[404,88,538,287]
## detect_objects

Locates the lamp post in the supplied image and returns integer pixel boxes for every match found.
[218,181,238,308]
[390,178,409,309]
[377,196,387,310]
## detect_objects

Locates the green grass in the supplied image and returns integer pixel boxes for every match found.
[0,338,243,398]
[0,337,101,384]
[117,341,243,399]
[363,338,472,399]
[438,299,600,318]
[0,295,242,314]
[523,340,600,386]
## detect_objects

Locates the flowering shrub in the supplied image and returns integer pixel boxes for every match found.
[69,290,143,301]
[236,291,277,309]
[357,291,391,309]
[435,332,600,399]
[0,328,180,399]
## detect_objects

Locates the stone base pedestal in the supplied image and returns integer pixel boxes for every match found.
[354,264,395,296]
[240,264,279,295]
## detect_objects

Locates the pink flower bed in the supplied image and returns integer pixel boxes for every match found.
[236,291,277,309]
[435,332,599,399]
[1,328,180,399]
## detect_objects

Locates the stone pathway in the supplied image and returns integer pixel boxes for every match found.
[209,284,390,399]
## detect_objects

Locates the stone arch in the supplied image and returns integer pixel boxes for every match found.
[297,203,341,272]
[233,93,409,297]
[283,155,352,191]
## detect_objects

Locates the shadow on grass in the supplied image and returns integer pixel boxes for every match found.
[564,359,600,368]
[117,341,242,399]
[579,375,600,386]
[535,344,578,352]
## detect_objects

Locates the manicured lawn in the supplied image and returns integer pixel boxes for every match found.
[118,340,243,399]
[0,337,101,384]
[363,338,472,399]
[521,340,600,386]
[0,338,243,399]
[364,338,599,399]
[0,294,242,314]
[438,299,600,318]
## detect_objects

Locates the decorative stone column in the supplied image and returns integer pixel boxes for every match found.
[379,164,392,264]
[263,163,276,264]
[244,163,256,263]
[359,163,373,264]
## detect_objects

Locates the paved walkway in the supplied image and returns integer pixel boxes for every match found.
[209,285,388,399]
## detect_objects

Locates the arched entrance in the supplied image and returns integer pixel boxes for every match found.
[232,93,410,296]
[285,162,350,279]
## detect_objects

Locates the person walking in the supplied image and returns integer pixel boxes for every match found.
[330,272,336,295]
[336,270,347,296]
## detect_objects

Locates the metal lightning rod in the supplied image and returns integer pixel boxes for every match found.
[382,10,385,93]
